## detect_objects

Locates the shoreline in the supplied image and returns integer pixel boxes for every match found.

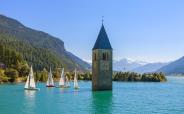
[0,80,168,85]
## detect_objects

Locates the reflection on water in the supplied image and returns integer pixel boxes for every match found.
[24,90,36,99]
[24,90,36,105]
[91,91,113,114]
[22,90,36,114]
[73,90,79,95]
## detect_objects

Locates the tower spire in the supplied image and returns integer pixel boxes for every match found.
[93,21,112,50]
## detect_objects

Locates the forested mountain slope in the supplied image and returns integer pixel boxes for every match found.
[0,15,90,71]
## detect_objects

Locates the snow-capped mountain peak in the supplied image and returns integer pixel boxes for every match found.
[113,58,147,71]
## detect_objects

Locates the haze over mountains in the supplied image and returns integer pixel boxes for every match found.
[113,58,147,71]
[113,58,168,73]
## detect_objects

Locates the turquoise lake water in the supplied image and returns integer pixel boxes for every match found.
[0,76,184,114]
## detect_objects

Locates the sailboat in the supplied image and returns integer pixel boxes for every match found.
[65,76,70,88]
[58,68,65,88]
[24,66,40,91]
[58,68,70,88]
[46,68,55,87]
[74,68,79,89]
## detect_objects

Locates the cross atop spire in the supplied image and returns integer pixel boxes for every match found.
[102,16,104,24]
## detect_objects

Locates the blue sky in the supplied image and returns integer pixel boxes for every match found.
[1,0,184,63]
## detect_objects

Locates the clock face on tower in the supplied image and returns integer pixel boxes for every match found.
[100,61,109,70]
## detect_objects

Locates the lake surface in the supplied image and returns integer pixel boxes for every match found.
[0,76,184,114]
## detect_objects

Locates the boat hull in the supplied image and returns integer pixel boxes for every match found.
[46,85,55,87]
[24,88,40,91]
[56,85,70,88]
[74,87,80,89]
[65,85,70,88]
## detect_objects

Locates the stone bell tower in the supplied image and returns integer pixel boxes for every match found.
[92,23,113,91]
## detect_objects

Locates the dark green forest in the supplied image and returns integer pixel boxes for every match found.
[0,43,29,82]
[0,34,66,83]
[0,34,61,82]
[0,34,62,70]
[113,72,167,82]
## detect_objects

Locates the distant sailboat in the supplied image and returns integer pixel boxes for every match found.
[58,68,65,87]
[24,66,40,90]
[74,68,79,89]
[65,76,70,88]
[46,68,55,87]
[58,68,70,88]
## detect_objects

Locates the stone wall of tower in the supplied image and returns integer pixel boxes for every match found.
[92,49,112,91]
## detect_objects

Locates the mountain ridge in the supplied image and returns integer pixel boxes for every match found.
[133,62,169,73]
[157,56,184,75]
[0,14,90,71]
[113,58,169,73]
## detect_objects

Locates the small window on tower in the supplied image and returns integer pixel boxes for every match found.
[102,53,108,61]
[102,53,106,60]
[94,53,97,61]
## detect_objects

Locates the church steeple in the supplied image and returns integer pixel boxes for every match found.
[93,24,112,50]
[92,23,113,91]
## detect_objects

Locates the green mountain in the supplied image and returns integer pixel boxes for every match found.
[0,15,90,71]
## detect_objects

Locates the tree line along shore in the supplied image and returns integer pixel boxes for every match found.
[0,66,167,83]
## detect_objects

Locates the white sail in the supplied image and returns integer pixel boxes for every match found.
[65,76,70,87]
[46,68,54,86]
[74,68,79,88]
[24,75,29,89]
[59,68,65,86]
[24,66,36,88]
[29,66,36,88]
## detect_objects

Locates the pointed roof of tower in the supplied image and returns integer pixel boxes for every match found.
[93,24,112,50]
